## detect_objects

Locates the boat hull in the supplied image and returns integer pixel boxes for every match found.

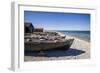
[25,39,74,51]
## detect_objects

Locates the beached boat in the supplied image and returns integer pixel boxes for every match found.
[24,22,74,51]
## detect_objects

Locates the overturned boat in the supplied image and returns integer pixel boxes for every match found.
[24,22,74,51]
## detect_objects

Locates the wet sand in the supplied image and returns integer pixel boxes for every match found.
[24,33,90,61]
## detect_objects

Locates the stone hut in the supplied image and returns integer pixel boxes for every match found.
[24,22,34,33]
[24,22,44,33]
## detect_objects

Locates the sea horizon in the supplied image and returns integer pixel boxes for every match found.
[52,30,90,42]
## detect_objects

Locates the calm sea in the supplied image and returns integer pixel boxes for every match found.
[57,31,90,42]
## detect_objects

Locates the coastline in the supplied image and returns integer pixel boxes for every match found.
[58,31,90,59]
[57,32,90,58]
[24,31,90,61]
[57,31,90,42]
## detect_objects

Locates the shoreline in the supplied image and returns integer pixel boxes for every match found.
[57,31,90,52]
[57,31,90,43]
[63,32,90,59]
[24,31,90,61]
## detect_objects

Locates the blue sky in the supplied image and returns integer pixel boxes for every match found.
[24,11,90,31]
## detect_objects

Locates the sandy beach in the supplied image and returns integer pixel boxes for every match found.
[24,33,90,61]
